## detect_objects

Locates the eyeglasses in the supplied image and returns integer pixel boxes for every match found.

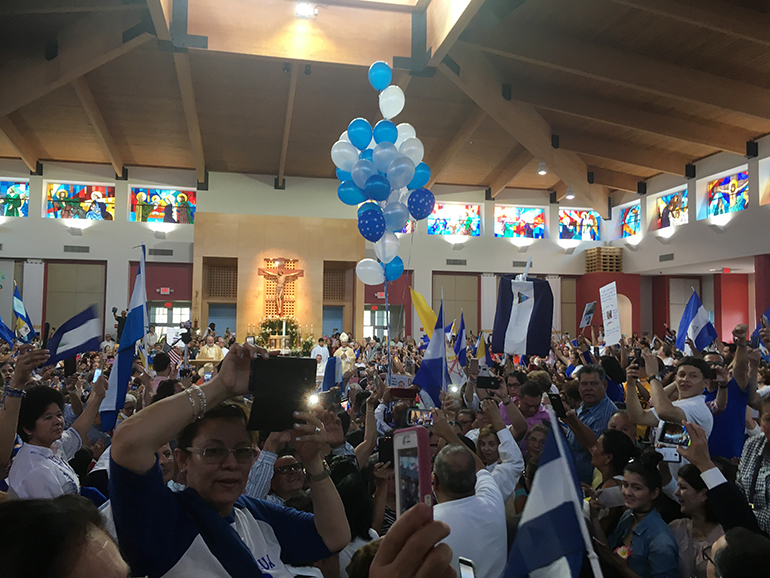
[275,463,304,475]
[701,544,715,567]
[186,446,258,464]
[457,420,473,426]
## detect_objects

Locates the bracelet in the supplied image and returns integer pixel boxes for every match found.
[185,387,198,419]
[3,386,25,399]
[718,383,729,389]
[190,385,207,419]
[305,461,331,483]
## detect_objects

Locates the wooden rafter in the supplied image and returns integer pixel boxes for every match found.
[483,145,533,198]
[440,43,609,216]
[277,63,300,189]
[586,167,639,193]
[173,52,206,183]
[0,116,40,173]
[465,26,770,120]
[0,11,153,118]
[72,76,124,177]
[503,83,750,155]
[558,131,691,175]
[426,0,487,66]
[426,107,486,188]
[0,0,146,15]
[145,0,172,42]
[608,0,770,47]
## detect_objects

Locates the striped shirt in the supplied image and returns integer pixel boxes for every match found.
[565,395,618,484]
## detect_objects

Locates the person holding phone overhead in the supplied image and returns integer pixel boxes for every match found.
[108,342,351,578]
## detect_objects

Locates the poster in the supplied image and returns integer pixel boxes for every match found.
[389,373,413,388]
[579,301,597,328]
[599,282,621,346]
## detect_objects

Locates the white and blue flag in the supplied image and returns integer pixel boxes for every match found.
[751,305,770,361]
[102,246,148,431]
[413,300,447,407]
[13,283,36,343]
[44,305,101,366]
[453,311,467,367]
[0,312,16,346]
[492,275,553,357]
[675,290,719,352]
[506,408,602,578]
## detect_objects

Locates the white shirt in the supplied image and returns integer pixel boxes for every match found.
[9,429,82,499]
[433,469,507,578]
[311,345,329,366]
[486,428,525,502]
[339,529,379,578]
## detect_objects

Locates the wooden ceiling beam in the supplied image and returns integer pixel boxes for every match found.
[608,0,770,47]
[0,0,146,15]
[72,76,125,178]
[0,11,153,118]
[440,43,610,217]
[558,131,691,175]
[427,107,487,188]
[173,52,206,183]
[145,0,172,42]
[504,83,750,155]
[0,116,41,173]
[465,26,770,120]
[586,166,639,193]
[426,0,487,67]
[276,63,300,189]
[484,145,534,198]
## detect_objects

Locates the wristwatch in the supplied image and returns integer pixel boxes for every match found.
[305,461,331,483]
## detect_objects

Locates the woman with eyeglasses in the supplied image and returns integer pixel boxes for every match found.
[668,464,724,578]
[109,343,350,578]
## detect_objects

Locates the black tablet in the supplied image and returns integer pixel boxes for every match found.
[247,357,317,432]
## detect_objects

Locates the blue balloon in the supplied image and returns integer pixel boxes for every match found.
[348,118,373,150]
[384,256,404,282]
[368,61,392,92]
[359,149,373,162]
[383,201,409,232]
[364,174,390,202]
[358,209,386,242]
[408,162,431,190]
[373,119,398,144]
[337,181,367,206]
[336,168,351,182]
[357,202,380,217]
[407,187,435,220]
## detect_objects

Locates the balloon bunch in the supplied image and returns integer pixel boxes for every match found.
[331,61,436,286]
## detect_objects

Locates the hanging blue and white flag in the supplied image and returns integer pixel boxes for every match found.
[102,246,148,431]
[505,408,603,578]
[0,311,15,346]
[44,305,101,365]
[413,300,447,407]
[13,284,36,343]
[453,312,467,367]
[492,275,553,357]
[675,291,719,352]
[751,306,770,361]
[321,356,343,392]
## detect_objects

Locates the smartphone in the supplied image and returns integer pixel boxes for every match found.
[476,375,496,390]
[389,387,418,400]
[378,435,394,465]
[394,426,432,517]
[92,368,102,383]
[41,322,50,350]
[656,446,682,463]
[407,408,433,427]
[633,347,643,366]
[468,357,479,373]
[203,372,213,383]
[247,357,317,432]
[458,558,476,578]
[655,421,691,447]
[751,333,761,349]
[547,393,567,419]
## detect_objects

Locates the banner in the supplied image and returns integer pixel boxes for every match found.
[579,301,596,329]
[599,282,621,346]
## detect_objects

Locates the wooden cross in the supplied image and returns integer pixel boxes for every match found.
[257,259,304,317]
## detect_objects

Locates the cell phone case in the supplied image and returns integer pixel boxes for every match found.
[394,426,432,518]
[247,357,317,432]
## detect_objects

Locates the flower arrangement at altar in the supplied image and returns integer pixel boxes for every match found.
[255,316,300,349]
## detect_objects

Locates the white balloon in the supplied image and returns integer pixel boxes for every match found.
[374,231,400,264]
[331,140,360,172]
[340,130,350,143]
[399,137,424,166]
[372,142,399,173]
[398,187,411,204]
[356,258,385,286]
[379,85,405,120]
[386,189,401,205]
[395,123,416,149]
[351,159,377,190]
[386,155,416,190]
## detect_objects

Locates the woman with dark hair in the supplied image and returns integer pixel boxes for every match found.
[592,451,679,578]
[587,429,638,534]
[8,374,106,499]
[109,342,351,578]
[669,464,724,578]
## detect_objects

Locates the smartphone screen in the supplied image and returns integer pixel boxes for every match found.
[657,422,690,447]
[92,368,102,383]
[397,445,420,515]
[468,357,479,373]
[378,435,394,465]
[394,427,431,518]
[407,408,433,427]
[459,558,476,578]
[203,372,213,383]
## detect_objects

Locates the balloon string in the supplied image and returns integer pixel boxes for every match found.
[395,220,417,342]
[385,280,392,387]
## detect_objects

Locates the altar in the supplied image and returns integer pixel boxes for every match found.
[191,212,366,341]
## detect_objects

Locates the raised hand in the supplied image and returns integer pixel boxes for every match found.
[676,421,713,472]
[292,411,328,465]
[732,323,749,343]
[10,346,50,390]
[217,342,268,397]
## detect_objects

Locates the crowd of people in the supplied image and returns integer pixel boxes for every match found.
[1,314,770,578]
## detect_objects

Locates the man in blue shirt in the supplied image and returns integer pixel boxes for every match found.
[564,364,618,484]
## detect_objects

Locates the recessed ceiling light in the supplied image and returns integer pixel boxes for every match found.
[295,2,317,18]
[565,187,575,200]
[537,161,547,176]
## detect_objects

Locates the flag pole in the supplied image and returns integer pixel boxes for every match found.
[548,407,605,578]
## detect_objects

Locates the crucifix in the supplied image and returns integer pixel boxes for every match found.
[257,258,304,317]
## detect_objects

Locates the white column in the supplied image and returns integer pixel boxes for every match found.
[0,260,16,326]
[480,273,497,332]
[22,260,45,332]
[546,275,561,332]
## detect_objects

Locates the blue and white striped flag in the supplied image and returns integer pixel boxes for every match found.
[751,306,770,361]
[102,246,148,431]
[675,290,718,352]
[413,300,447,407]
[13,283,36,343]
[505,408,602,578]
[44,305,101,366]
[0,312,16,346]
[453,311,467,367]
[492,275,553,357]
